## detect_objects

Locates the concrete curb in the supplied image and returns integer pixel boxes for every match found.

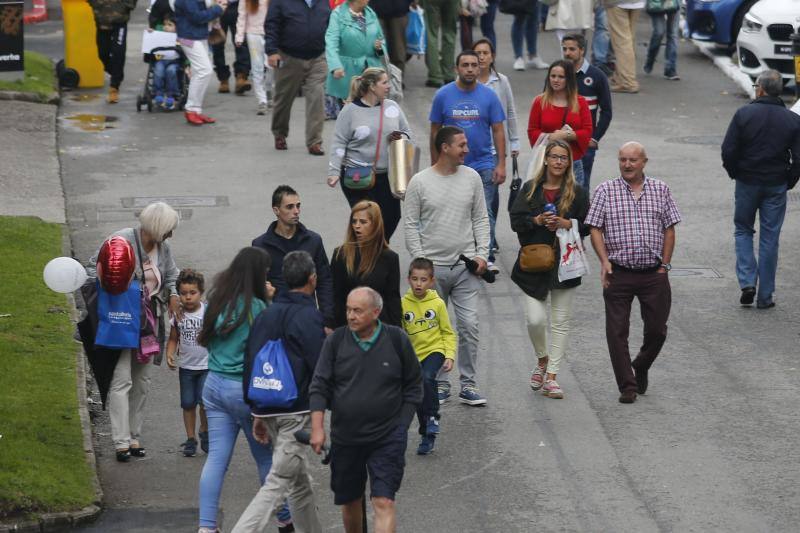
[0,90,60,105]
[23,0,48,24]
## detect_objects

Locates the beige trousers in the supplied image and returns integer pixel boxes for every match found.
[271,53,327,147]
[523,288,576,375]
[109,349,153,450]
[232,414,322,533]
[606,7,640,91]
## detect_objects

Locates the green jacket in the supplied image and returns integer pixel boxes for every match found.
[324,3,387,100]
[89,0,137,28]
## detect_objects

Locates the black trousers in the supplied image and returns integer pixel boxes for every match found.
[96,24,128,88]
[339,171,401,243]
[211,2,251,80]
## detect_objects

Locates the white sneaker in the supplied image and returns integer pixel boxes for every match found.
[487,261,500,274]
[513,57,526,71]
[527,56,549,69]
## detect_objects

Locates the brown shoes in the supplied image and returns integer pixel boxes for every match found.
[610,84,639,94]
[307,143,324,156]
[235,73,252,94]
[107,87,119,104]
[619,390,637,404]
[218,79,230,93]
[275,136,288,150]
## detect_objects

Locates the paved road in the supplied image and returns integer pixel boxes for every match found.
[27,7,800,532]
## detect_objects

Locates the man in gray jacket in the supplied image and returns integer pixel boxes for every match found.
[404,125,491,406]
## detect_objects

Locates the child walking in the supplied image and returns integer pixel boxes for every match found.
[166,269,209,457]
[235,0,272,115]
[401,258,456,455]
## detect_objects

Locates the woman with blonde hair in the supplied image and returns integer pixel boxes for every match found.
[330,200,401,327]
[509,140,589,399]
[527,59,592,188]
[327,67,412,242]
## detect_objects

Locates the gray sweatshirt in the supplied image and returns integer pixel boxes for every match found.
[483,71,520,153]
[327,98,412,175]
[404,165,491,266]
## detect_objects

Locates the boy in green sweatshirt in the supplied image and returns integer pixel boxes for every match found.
[401,258,456,455]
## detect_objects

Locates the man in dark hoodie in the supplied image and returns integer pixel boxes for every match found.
[235,251,324,533]
[721,69,800,309]
[310,286,422,533]
[88,0,137,103]
[252,185,335,329]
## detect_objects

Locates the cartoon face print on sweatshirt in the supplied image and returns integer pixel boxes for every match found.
[403,308,439,336]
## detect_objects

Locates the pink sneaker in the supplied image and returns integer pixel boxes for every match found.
[530,366,546,391]
[542,380,564,399]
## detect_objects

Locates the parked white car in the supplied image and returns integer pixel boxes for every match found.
[736,0,800,86]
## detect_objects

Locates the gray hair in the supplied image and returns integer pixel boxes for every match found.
[756,69,783,97]
[283,250,316,289]
[139,202,179,242]
[350,286,383,312]
[619,141,647,159]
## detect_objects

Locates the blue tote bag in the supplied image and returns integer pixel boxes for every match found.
[406,6,426,56]
[95,280,141,349]
[247,338,299,409]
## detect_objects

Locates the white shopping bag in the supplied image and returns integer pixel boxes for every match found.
[556,219,590,282]
[525,133,550,182]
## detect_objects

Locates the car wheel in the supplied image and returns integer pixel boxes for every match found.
[731,0,758,47]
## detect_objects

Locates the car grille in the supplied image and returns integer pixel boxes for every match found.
[767,24,794,42]
[764,58,794,75]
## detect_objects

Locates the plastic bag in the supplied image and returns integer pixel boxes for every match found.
[406,6,426,56]
[556,219,590,282]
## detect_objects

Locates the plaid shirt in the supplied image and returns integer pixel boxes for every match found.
[585,176,681,269]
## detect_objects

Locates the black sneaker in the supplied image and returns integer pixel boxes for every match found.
[182,438,198,457]
[199,431,209,453]
[740,287,756,306]
[664,71,680,81]
[425,80,443,88]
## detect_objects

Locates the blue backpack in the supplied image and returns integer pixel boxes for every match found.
[247,337,299,409]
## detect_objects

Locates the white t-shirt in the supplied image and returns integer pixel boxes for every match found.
[617,1,645,9]
[172,302,209,370]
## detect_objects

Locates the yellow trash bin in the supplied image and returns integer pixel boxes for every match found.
[61,0,104,88]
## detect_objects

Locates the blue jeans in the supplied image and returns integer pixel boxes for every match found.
[478,167,498,262]
[479,0,498,50]
[592,5,611,65]
[572,159,585,192]
[646,11,679,74]
[511,7,539,58]
[579,148,595,192]
[734,181,787,306]
[199,372,291,528]
[417,353,445,435]
[153,60,180,97]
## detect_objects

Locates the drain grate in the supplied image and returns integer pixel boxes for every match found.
[670,267,722,279]
[121,196,229,208]
[664,135,725,146]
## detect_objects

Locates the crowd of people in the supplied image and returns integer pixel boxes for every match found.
[78,1,800,533]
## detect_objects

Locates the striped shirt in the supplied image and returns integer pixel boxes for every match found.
[585,176,681,270]
[404,165,491,266]
[576,60,612,143]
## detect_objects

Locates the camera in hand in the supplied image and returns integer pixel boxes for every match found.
[459,254,496,283]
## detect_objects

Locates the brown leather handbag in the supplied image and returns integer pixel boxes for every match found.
[519,241,557,273]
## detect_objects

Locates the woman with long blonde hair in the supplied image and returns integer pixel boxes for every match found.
[527,59,592,189]
[330,200,402,327]
[509,140,589,399]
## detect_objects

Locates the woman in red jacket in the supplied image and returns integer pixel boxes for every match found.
[527,59,593,189]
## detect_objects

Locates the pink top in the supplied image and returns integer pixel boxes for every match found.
[236,0,269,42]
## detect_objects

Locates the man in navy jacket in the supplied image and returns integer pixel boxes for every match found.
[721,69,800,309]
[236,251,324,533]
[265,0,331,155]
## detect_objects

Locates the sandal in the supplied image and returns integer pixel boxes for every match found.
[129,447,146,458]
[116,450,131,462]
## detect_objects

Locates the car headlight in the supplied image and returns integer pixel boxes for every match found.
[741,13,763,34]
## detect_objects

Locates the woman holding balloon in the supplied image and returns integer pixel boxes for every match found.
[86,201,181,462]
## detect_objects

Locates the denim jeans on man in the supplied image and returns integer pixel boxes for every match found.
[479,0,498,50]
[198,372,291,529]
[734,181,787,306]
[579,149,594,192]
[153,59,181,97]
[645,10,678,75]
[416,352,445,434]
[592,5,610,65]
[479,168,499,262]
[572,159,585,191]
[511,6,539,59]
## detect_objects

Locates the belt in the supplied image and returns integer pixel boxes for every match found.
[610,262,660,273]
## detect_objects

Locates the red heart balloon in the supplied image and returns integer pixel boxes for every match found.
[97,236,136,295]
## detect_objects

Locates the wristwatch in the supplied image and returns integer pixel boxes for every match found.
[660,263,672,272]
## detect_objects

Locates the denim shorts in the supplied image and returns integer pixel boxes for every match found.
[329,424,408,505]
[179,368,208,409]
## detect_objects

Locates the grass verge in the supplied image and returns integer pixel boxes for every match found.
[0,216,95,519]
[0,51,56,100]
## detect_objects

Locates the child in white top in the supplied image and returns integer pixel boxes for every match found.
[166,269,209,457]
[235,0,272,114]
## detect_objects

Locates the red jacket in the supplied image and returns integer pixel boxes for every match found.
[527,95,593,160]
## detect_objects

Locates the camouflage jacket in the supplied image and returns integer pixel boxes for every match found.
[89,0,138,28]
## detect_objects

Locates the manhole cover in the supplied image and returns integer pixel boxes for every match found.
[665,135,725,146]
[120,196,229,208]
[670,267,722,278]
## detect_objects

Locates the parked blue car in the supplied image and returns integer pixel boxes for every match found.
[686,0,759,47]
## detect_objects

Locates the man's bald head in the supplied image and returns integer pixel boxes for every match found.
[618,142,648,183]
[619,141,647,160]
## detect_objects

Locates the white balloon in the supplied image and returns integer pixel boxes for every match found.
[43,257,88,294]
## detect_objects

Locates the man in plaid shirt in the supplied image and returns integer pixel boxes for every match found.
[585,142,681,404]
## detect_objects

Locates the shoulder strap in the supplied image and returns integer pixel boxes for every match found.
[371,101,384,172]
[132,229,146,281]
[561,105,570,127]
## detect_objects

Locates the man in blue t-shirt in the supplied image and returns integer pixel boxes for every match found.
[429,50,506,271]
